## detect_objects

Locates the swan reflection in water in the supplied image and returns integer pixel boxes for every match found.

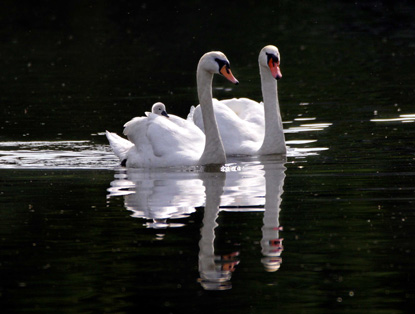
[198,157,286,290]
[107,156,286,290]
[107,169,205,228]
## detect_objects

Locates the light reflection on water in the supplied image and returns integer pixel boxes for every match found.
[107,158,288,224]
[0,116,331,169]
[108,169,204,228]
[0,140,118,169]
[370,113,415,123]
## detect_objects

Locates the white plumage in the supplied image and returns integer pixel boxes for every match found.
[106,51,239,168]
[190,45,286,156]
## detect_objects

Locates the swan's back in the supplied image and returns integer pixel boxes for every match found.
[219,98,264,126]
[192,98,265,155]
[122,113,206,167]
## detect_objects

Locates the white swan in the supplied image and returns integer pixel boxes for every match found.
[190,45,286,156]
[145,102,169,118]
[106,51,239,168]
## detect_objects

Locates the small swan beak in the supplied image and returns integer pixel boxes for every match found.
[161,111,169,118]
[268,59,282,80]
[220,65,239,85]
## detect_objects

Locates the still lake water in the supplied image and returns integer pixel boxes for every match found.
[1,1,415,313]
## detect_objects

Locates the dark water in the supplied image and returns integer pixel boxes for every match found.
[1,1,415,313]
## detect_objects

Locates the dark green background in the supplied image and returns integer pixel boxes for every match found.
[1,0,414,140]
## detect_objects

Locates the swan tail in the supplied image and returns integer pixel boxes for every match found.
[105,130,134,162]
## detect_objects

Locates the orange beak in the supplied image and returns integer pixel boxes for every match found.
[220,65,239,84]
[268,58,282,80]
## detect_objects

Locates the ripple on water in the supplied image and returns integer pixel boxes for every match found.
[370,113,415,123]
[0,117,332,169]
[283,118,331,157]
[0,140,119,169]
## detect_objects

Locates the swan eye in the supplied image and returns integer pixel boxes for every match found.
[266,52,279,67]
[215,58,230,74]
[214,57,239,84]
[265,52,282,80]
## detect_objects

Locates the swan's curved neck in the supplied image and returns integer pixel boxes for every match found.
[258,65,286,155]
[197,67,227,165]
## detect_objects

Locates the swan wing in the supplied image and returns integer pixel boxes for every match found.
[169,114,194,129]
[220,97,264,126]
[122,113,205,167]
[123,116,149,146]
[191,98,264,155]
[105,130,134,161]
[146,114,205,159]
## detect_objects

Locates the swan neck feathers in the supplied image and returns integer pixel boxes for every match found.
[258,59,286,155]
[197,60,226,165]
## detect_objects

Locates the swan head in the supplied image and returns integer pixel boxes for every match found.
[198,51,239,84]
[259,45,282,80]
[151,102,169,118]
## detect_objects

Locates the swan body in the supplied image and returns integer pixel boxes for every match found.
[106,51,238,168]
[191,45,286,156]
